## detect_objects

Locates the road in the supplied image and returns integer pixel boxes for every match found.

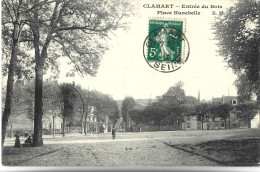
[2,129,259,166]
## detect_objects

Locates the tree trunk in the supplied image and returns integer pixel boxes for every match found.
[201,121,204,130]
[224,119,227,129]
[62,116,65,137]
[177,119,180,130]
[247,115,251,128]
[81,120,84,134]
[257,41,260,103]
[2,12,21,146]
[229,116,231,129]
[31,10,45,145]
[53,115,55,137]
[126,113,129,132]
[33,55,44,146]
[84,113,87,135]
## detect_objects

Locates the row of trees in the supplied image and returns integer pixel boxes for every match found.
[2,0,133,146]
[213,0,260,102]
[123,82,259,131]
[2,80,120,137]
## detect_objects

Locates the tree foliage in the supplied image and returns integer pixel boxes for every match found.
[210,104,233,129]
[121,97,136,122]
[213,0,260,102]
[129,109,145,126]
[233,102,259,128]
[193,103,211,130]
[59,84,77,117]
[127,82,197,130]
[1,0,134,146]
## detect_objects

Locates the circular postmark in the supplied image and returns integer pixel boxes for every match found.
[143,20,190,73]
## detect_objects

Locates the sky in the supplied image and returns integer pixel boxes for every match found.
[54,0,238,101]
[1,0,237,102]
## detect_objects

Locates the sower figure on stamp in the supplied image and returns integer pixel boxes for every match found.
[14,131,21,148]
[154,23,176,61]
[112,125,116,139]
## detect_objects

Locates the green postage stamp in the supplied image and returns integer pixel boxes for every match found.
[143,18,189,73]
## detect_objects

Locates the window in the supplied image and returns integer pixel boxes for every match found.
[187,123,191,128]
[232,100,237,105]
[221,122,225,127]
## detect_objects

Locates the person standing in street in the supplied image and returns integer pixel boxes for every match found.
[14,131,21,148]
[112,126,116,139]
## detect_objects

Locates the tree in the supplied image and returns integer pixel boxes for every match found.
[1,0,31,146]
[185,96,200,105]
[93,92,120,132]
[25,0,134,146]
[193,103,211,130]
[157,81,187,130]
[210,104,233,129]
[233,102,259,128]
[59,83,77,136]
[129,109,144,128]
[79,90,120,134]
[213,0,260,102]
[121,97,136,131]
[145,102,169,131]
[1,0,62,146]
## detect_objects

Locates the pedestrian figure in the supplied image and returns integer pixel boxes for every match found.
[24,129,28,137]
[112,126,116,139]
[25,136,32,144]
[14,132,21,148]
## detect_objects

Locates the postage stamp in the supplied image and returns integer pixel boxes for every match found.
[143,19,189,73]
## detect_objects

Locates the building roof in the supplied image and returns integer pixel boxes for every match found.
[212,96,238,104]
[212,97,223,104]
[222,96,238,104]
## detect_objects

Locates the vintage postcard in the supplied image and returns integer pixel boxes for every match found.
[1,0,260,170]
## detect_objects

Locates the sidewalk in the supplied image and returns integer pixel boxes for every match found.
[3,132,110,147]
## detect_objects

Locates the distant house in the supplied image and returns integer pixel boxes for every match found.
[86,106,99,133]
[251,111,260,129]
[212,95,238,105]
[42,110,63,134]
[181,95,249,130]
[182,116,207,130]
[209,95,245,129]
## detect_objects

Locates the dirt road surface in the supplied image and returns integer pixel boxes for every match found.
[2,129,260,167]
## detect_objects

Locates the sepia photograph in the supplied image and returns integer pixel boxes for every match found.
[1,0,260,171]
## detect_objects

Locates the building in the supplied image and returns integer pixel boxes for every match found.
[182,116,207,130]
[42,110,63,134]
[251,110,260,129]
[212,95,238,105]
[181,95,250,130]
[86,106,99,133]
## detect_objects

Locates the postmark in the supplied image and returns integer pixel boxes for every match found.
[143,19,190,73]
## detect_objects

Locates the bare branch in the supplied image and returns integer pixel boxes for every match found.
[3,0,14,23]
[55,25,113,32]
[19,39,34,43]
[20,0,57,14]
